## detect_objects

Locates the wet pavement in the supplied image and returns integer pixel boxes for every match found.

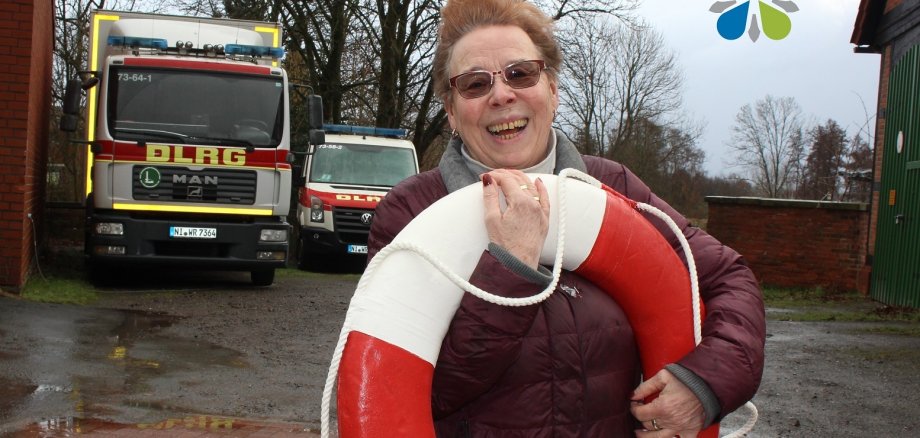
[0,295,322,437]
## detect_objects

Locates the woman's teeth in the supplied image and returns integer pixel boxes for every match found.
[488,119,528,139]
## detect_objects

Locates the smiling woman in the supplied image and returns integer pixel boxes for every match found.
[352,0,767,437]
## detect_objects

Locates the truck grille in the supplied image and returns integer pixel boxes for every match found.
[333,207,373,244]
[132,166,257,204]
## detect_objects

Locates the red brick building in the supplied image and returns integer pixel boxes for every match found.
[851,0,920,307]
[0,0,53,291]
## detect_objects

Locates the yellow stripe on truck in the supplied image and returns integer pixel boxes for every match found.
[113,203,274,216]
[86,13,121,196]
[254,26,280,67]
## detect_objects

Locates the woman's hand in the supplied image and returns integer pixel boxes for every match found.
[481,169,550,269]
[630,368,705,437]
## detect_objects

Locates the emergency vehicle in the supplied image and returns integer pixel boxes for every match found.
[60,10,323,285]
[295,125,418,270]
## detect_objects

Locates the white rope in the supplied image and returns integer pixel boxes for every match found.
[724,402,760,438]
[319,168,756,437]
[636,202,758,437]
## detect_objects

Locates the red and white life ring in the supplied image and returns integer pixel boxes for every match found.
[322,171,717,438]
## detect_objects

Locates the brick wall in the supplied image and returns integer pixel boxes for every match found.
[706,197,870,293]
[0,0,53,291]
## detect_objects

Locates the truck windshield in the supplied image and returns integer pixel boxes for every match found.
[107,67,284,147]
[310,143,417,187]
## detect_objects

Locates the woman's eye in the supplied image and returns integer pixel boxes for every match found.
[464,78,489,90]
[507,68,527,79]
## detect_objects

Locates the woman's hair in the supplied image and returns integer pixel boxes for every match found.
[432,0,562,104]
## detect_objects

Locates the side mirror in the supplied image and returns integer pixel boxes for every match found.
[60,79,83,132]
[309,129,325,147]
[307,95,324,130]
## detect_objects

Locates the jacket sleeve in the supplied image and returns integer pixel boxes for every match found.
[590,159,766,420]
[367,175,545,419]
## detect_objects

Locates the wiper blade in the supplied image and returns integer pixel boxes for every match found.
[114,127,190,143]
[205,137,255,148]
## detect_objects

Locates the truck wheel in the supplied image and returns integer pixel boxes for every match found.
[297,234,327,272]
[87,263,114,287]
[251,269,275,286]
[298,252,327,272]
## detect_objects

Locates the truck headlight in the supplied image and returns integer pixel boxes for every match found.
[94,222,124,236]
[259,229,288,242]
[310,195,324,222]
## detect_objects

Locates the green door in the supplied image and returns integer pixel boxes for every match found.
[873,44,920,307]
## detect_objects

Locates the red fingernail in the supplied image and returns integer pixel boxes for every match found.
[482,174,493,186]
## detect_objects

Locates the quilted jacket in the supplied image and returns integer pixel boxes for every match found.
[366,131,766,437]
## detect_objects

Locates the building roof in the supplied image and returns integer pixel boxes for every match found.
[851,0,885,49]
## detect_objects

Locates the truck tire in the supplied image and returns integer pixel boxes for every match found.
[251,269,275,286]
[297,234,327,272]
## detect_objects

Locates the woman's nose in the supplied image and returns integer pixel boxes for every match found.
[488,78,517,105]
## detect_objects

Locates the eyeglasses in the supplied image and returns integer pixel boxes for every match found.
[449,60,547,99]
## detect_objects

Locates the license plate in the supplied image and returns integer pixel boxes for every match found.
[169,226,217,239]
[347,245,368,254]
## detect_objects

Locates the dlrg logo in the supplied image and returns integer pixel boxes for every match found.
[711,1,799,42]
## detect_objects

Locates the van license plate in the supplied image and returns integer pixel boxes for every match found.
[170,227,217,239]
[347,245,368,254]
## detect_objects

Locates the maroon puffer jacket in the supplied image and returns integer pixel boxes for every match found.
[367,157,765,437]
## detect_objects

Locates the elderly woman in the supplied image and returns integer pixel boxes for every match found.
[367,0,765,436]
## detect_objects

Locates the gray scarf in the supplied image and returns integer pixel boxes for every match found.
[438,128,587,193]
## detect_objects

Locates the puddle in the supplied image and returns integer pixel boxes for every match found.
[1,302,252,434]
[10,416,320,437]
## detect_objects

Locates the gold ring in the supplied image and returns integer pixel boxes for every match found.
[519,184,530,190]
[651,418,662,431]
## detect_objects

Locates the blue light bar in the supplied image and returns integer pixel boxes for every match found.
[224,44,285,59]
[107,36,168,50]
[323,124,408,138]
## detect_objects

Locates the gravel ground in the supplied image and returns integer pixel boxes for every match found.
[4,264,920,437]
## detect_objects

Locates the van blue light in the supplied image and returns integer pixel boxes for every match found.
[323,124,408,138]
[224,44,285,59]
[107,36,168,50]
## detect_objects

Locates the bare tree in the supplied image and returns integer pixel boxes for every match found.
[800,119,848,201]
[556,18,617,156]
[534,0,638,21]
[557,18,686,158]
[839,133,872,203]
[605,22,684,157]
[729,95,807,198]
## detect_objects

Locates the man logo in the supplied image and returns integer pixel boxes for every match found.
[360,212,374,226]
[188,186,203,199]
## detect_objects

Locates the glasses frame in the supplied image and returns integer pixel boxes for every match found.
[448,60,547,99]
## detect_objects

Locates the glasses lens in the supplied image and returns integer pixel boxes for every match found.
[456,72,493,98]
[503,61,542,88]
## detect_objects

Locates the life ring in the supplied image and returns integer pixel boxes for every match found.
[322,171,717,438]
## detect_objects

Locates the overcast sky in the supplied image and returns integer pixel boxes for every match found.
[633,0,879,176]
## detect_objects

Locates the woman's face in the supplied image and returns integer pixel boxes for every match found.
[446,25,559,169]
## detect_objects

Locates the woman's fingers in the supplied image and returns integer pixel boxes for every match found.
[480,170,550,268]
[631,369,705,437]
